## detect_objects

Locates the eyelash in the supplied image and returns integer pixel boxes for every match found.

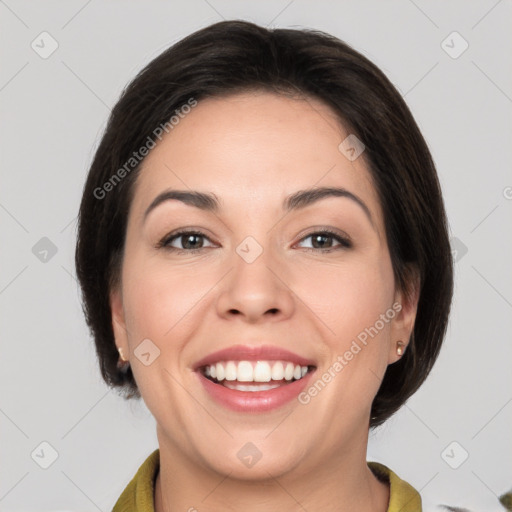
[156,229,352,254]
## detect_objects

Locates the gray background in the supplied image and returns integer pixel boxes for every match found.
[1,1,511,510]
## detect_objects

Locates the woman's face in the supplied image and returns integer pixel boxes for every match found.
[111,91,417,478]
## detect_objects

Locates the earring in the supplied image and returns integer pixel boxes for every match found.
[116,347,130,374]
[396,340,405,356]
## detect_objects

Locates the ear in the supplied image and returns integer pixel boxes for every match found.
[388,266,420,364]
[110,286,130,361]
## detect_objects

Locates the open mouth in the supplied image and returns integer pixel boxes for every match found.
[199,360,316,392]
[193,345,318,411]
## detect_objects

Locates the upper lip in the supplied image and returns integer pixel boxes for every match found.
[193,344,316,371]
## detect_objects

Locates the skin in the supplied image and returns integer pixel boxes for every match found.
[111,91,419,512]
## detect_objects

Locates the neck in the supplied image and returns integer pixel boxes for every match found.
[154,431,389,512]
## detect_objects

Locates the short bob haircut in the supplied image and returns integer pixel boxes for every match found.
[75,20,453,428]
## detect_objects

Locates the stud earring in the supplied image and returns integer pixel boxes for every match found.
[396,340,405,356]
[116,347,130,374]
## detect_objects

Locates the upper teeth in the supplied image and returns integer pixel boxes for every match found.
[203,360,309,382]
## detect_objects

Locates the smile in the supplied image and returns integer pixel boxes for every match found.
[194,345,317,412]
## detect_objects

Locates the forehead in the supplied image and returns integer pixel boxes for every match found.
[129,91,383,229]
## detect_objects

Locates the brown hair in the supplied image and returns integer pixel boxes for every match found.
[75,20,453,427]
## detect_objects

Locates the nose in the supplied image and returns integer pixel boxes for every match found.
[215,244,295,324]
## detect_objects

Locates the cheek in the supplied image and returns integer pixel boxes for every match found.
[119,252,213,408]
[293,252,395,345]
[121,251,213,342]
[290,257,396,427]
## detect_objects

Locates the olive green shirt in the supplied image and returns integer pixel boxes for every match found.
[112,449,422,511]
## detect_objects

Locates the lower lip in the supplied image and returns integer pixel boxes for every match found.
[197,371,315,413]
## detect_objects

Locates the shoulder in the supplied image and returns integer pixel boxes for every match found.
[112,449,160,512]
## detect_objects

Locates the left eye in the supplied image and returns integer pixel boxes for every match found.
[296,231,352,251]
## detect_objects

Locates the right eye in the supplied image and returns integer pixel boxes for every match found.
[157,230,215,253]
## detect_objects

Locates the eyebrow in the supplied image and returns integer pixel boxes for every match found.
[143,186,374,226]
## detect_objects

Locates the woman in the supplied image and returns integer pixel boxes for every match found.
[75,20,454,511]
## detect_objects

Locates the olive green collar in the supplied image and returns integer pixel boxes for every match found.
[113,449,422,511]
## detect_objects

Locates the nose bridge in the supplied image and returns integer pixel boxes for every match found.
[234,234,277,287]
[215,233,294,322]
